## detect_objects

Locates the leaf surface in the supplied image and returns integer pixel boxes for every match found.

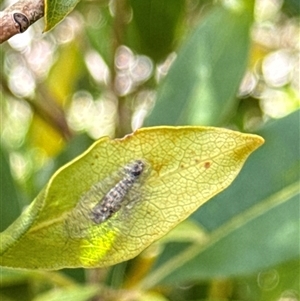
[0,127,263,269]
[0,146,21,231]
[44,0,80,31]
[127,0,185,62]
[140,111,299,286]
[145,2,253,126]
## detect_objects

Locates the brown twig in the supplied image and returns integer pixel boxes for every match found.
[0,0,44,44]
[113,0,133,138]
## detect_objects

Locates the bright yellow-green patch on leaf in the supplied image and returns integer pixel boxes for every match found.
[0,127,264,269]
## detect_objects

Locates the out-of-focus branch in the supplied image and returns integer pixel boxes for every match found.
[0,0,44,44]
[0,74,73,140]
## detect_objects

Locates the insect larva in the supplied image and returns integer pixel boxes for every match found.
[64,159,147,238]
[90,159,145,224]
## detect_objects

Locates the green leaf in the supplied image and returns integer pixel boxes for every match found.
[282,0,300,16]
[0,126,263,269]
[0,267,30,286]
[33,134,94,195]
[127,0,185,62]
[145,2,254,126]
[0,145,21,232]
[139,111,299,286]
[44,0,80,31]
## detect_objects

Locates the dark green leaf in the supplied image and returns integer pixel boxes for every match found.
[127,0,185,62]
[145,3,254,126]
[0,145,21,232]
[282,0,300,16]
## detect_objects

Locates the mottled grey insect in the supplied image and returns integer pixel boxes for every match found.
[90,159,145,224]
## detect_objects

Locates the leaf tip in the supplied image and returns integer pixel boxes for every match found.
[243,133,265,155]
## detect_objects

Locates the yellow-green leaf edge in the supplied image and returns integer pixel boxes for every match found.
[0,126,264,270]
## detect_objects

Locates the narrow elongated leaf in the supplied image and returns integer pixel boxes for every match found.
[145,2,253,126]
[0,127,263,269]
[44,0,80,31]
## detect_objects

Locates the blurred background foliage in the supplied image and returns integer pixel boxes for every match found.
[0,0,299,300]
